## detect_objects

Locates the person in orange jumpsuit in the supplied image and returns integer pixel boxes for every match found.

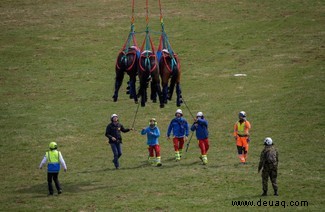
[233,111,251,164]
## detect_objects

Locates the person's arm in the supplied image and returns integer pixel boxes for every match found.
[120,124,131,133]
[105,125,112,139]
[141,127,148,135]
[245,121,251,135]
[197,118,208,127]
[233,123,238,140]
[151,128,160,138]
[276,148,279,163]
[185,120,189,137]
[39,154,47,169]
[167,121,173,138]
[190,122,196,131]
[59,152,67,172]
[258,150,265,173]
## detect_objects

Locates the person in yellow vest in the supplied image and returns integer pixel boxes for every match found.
[39,142,67,196]
[233,111,251,164]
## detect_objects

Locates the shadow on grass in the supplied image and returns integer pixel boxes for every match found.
[17,181,111,198]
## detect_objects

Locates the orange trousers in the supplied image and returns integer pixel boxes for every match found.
[236,137,249,163]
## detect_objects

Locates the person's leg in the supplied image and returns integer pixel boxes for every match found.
[178,137,185,158]
[148,146,155,164]
[270,169,278,196]
[237,145,245,163]
[116,142,122,159]
[204,138,210,153]
[243,139,249,161]
[110,143,119,169]
[173,138,180,161]
[201,139,209,164]
[154,145,162,166]
[47,173,54,195]
[53,172,62,194]
[261,169,269,196]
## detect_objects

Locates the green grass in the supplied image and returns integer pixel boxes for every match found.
[0,0,324,211]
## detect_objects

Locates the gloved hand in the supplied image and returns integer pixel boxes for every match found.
[247,138,251,143]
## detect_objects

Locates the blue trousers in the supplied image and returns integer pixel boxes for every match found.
[110,143,122,168]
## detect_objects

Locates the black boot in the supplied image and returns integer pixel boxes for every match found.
[274,190,278,196]
[261,190,267,196]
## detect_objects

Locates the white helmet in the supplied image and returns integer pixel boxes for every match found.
[239,111,246,118]
[264,137,273,145]
[197,112,203,117]
[175,109,183,116]
[111,114,118,119]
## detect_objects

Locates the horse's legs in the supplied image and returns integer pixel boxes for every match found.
[139,79,147,107]
[162,84,168,104]
[150,81,157,103]
[152,75,164,108]
[176,82,182,107]
[168,79,176,101]
[113,71,124,102]
[129,75,138,104]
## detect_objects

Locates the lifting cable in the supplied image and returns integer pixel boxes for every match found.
[139,0,156,72]
[157,0,179,72]
[120,0,138,52]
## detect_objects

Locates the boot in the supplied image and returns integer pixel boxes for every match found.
[261,190,267,196]
[274,190,278,196]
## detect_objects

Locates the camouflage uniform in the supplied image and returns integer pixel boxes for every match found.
[258,145,278,195]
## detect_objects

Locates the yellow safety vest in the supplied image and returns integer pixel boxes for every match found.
[237,121,247,136]
[47,150,60,172]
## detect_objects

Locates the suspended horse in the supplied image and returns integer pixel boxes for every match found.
[113,45,140,103]
[158,48,182,106]
[112,2,139,104]
[138,32,164,108]
[157,0,183,106]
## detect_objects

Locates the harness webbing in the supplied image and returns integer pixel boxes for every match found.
[157,0,178,71]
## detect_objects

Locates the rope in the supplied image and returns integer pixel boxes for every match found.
[185,132,194,153]
[182,97,195,120]
[131,102,140,130]
[181,96,195,153]
[145,0,149,25]
[131,0,135,24]
[158,0,163,24]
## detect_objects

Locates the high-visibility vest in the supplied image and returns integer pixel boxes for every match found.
[237,121,247,136]
[47,150,61,173]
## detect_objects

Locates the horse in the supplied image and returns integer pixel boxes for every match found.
[112,46,139,103]
[158,49,182,106]
[138,50,164,108]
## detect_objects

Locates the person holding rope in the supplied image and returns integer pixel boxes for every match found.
[233,111,251,164]
[190,112,209,165]
[167,109,189,161]
[105,114,134,169]
[141,118,162,167]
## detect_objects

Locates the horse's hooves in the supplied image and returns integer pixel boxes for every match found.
[177,103,181,107]
[141,103,145,107]
[126,91,130,95]
[160,104,165,108]
[112,96,118,102]
[152,100,157,103]
[135,101,138,104]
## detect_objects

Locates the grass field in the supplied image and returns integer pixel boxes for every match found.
[0,0,324,211]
